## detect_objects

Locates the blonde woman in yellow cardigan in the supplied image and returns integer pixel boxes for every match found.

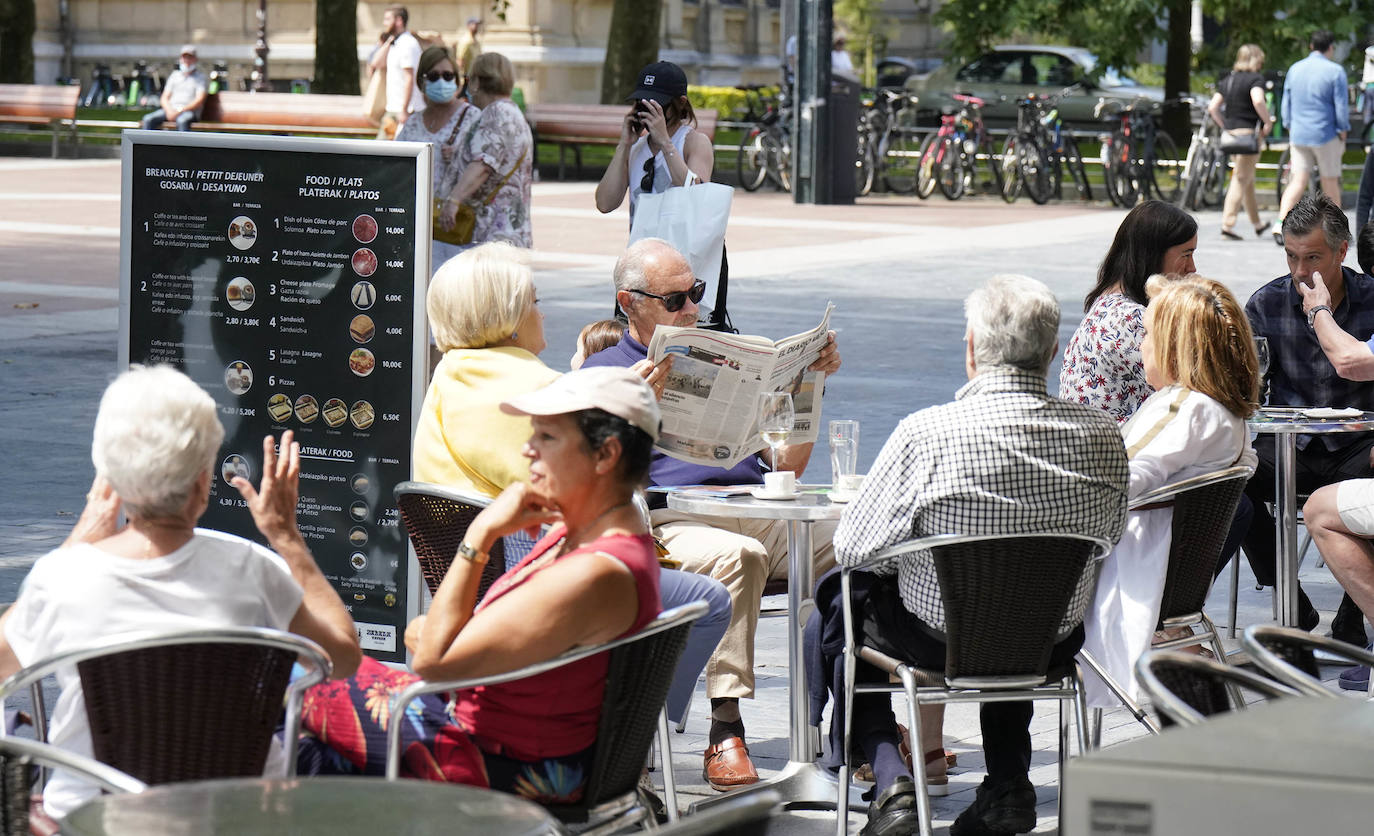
[412,242,556,495]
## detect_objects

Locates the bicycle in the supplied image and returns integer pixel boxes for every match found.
[1004,92,1090,203]
[1177,99,1229,211]
[1000,96,1054,204]
[735,84,792,193]
[1097,97,1184,207]
[915,93,1000,200]
[855,88,923,194]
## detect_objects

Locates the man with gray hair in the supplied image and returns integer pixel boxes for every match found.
[583,236,843,790]
[810,274,1126,836]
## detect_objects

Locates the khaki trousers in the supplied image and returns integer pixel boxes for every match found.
[1222,151,1261,231]
[650,508,836,700]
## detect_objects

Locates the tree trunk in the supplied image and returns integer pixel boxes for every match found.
[0,0,36,83]
[1162,0,1191,144]
[315,0,360,94]
[601,0,661,104]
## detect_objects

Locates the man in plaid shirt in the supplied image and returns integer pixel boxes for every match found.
[815,275,1127,836]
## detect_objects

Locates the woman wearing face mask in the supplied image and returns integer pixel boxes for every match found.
[397,46,480,272]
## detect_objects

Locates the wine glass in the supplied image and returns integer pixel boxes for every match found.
[758,391,795,471]
[1254,336,1270,404]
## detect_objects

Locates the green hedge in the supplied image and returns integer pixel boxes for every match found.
[688,84,778,122]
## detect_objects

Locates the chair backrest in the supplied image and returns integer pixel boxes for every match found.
[394,481,504,598]
[0,737,145,836]
[384,602,706,817]
[929,533,1110,685]
[1241,624,1374,698]
[1135,649,1299,726]
[0,628,330,787]
[1144,467,1251,622]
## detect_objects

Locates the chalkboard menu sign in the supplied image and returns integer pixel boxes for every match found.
[118,132,432,663]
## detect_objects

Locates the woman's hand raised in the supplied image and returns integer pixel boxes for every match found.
[466,482,563,553]
[640,99,671,153]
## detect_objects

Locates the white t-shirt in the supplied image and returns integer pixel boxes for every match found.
[4,529,303,818]
[385,30,423,114]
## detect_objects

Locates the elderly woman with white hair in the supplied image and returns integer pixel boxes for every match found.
[0,365,361,820]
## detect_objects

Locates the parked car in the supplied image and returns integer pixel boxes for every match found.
[905,44,1163,128]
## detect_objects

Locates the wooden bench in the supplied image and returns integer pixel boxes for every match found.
[64,91,378,149]
[527,103,717,180]
[0,84,81,157]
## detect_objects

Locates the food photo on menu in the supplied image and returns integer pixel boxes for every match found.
[267,393,292,423]
[353,213,378,244]
[349,348,375,377]
[224,361,253,395]
[227,215,257,250]
[351,281,376,310]
[322,398,349,428]
[350,400,375,430]
[221,454,250,484]
[350,314,375,344]
[352,247,377,277]
[226,277,255,312]
[294,394,319,424]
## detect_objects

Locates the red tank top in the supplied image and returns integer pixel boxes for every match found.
[450,526,662,761]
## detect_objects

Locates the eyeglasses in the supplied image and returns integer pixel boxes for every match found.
[628,279,706,312]
[640,156,655,194]
[424,70,457,83]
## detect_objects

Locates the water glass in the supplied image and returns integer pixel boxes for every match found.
[829,419,859,483]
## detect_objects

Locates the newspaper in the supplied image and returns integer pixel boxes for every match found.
[646,304,834,468]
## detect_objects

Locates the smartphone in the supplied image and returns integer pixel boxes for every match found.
[632,101,650,131]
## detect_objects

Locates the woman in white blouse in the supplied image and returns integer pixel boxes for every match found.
[1082,274,1260,707]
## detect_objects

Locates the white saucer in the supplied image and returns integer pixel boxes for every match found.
[1303,407,1363,419]
[828,491,858,504]
[750,487,801,501]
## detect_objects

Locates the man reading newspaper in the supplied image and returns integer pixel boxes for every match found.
[583,237,843,790]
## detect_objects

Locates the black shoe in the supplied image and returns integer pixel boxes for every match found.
[950,776,1037,836]
[1297,587,1320,632]
[1273,229,1285,247]
[860,778,920,836]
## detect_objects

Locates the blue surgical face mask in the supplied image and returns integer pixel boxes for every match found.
[425,79,458,104]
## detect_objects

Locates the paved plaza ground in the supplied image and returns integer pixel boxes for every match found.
[0,157,1366,833]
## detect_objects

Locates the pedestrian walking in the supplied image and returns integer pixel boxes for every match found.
[1276,30,1350,244]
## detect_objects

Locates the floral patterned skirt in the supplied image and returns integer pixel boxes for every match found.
[299,656,591,803]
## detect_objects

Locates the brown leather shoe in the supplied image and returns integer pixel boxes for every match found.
[702,735,759,791]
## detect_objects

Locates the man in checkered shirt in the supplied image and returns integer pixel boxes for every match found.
[816,275,1127,836]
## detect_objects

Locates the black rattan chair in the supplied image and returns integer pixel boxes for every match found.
[1135,648,1300,726]
[837,532,1111,836]
[1077,466,1251,738]
[394,481,505,601]
[385,602,707,834]
[1241,623,1374,697]
[0,736,145,836]
[0,628,331,788]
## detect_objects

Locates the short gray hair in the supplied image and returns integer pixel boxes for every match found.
[91,365,224,519]
[428,242,534,351]
[613,237,679,293]
[1281,193,1351,253]
[964,274,1060,374]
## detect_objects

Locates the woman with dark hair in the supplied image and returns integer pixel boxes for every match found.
[594,60,714,224]
[1058,200,1199,423]
[397,45,480,271]
[301,368,668,801]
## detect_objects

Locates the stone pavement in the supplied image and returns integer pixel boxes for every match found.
[0,158,1367,833]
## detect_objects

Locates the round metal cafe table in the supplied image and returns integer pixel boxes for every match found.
[664,487,860,813]
[63,777,562,836]
[1247,409,1374,628]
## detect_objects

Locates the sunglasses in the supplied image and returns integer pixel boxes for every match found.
[424,70,457,83]
[628,279,706,312]
[640,156,655,193]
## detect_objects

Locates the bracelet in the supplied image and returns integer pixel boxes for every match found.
[456,541,489,566]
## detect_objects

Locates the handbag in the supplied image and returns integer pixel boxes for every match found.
[1219,125,1260,155]
[433,140,527,247]
[628,171,734,292]
[361,68,386,125]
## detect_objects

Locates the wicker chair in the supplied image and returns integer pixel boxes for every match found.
[0,736,145,836]
[1135,648,1300,726]
[836,532,1111,836]
[1077,466,1251,738]
[394,481,506,601]
[385,602,706,835]
[0,627,331,788]
[1241,624,1374,697]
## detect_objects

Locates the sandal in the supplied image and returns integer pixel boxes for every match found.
[1255,221,1271,237]
[896,723,951,796]
[1221,228,1243,241]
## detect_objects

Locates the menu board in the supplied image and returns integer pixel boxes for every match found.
[118,132,431,664]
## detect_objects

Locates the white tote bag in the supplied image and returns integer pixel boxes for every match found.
[628,175,733,287]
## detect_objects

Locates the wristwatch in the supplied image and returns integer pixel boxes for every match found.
[1306,305,1332,327]
[456,541,489,566]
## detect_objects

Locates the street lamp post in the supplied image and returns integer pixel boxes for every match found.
[251,0,271,92]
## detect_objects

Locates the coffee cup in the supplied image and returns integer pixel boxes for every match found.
[763,471,796,496]
[837,473,864,494]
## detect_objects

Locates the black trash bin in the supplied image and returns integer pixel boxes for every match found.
[826,70,861,204]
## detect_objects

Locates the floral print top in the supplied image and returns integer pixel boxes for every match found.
[396,101,481,203]
[1058,292,1152,423]
[460,97,533,247]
